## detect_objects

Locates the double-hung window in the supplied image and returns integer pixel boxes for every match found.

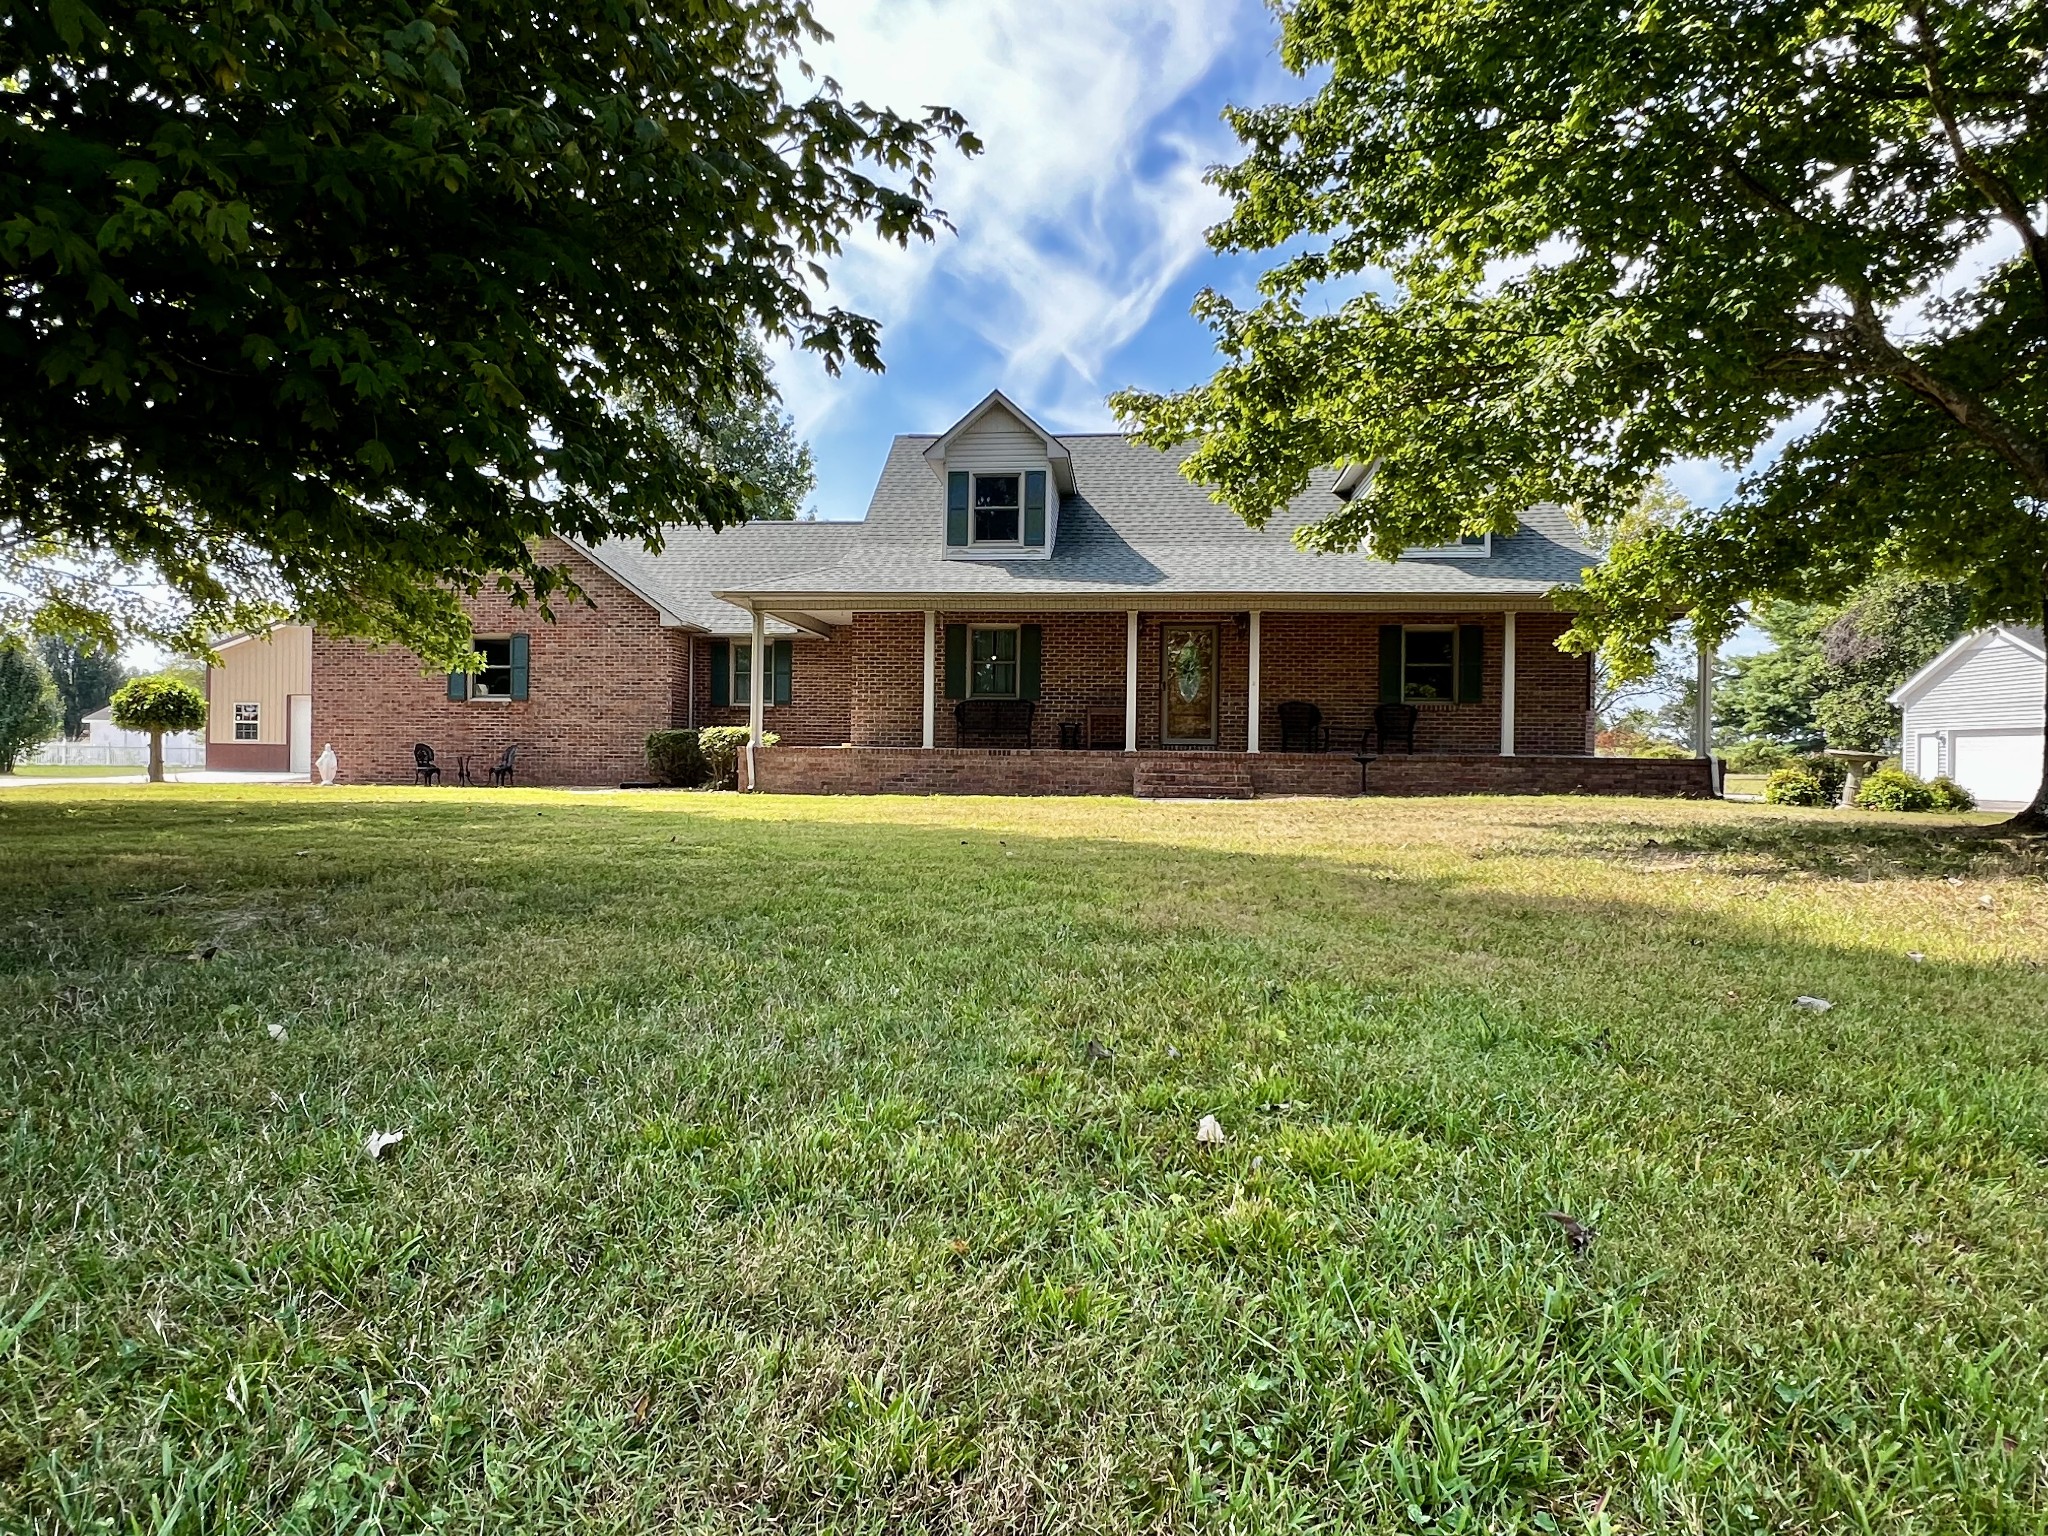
[969,626,1019,697]
[1401,628,1457,702]
[972,475,1021,544]
[731,642,767,708]
[233,702,260,741]
[470,638,516,699]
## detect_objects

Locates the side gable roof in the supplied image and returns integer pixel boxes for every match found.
[1890,624,2047,708]
[580,521,861,636]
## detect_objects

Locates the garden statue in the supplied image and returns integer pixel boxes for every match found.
[317,743,338,785]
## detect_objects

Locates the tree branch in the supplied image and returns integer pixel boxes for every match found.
[1907,5,2048,316]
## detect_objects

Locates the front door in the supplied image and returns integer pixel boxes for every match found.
[1161,623,1219,745]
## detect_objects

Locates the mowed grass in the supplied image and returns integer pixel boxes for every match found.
[1,787,2045,1535]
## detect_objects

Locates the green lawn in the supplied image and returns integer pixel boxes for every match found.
[2,787,2044,1533]
[1,763,146,779]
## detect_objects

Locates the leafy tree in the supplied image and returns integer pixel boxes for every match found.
[1,0,973,664]
[641,340,817,521]
[0,639,59,773]
[1114,0,2048,824]
[37,637,129,739]
[109,674,207,783]
[1717,605,1833,753]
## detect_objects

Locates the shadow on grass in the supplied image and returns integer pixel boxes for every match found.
[2,789,2045,1532]
[1524,809,2048,881]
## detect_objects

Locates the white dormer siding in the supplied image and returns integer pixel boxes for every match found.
[922,391,1073,561]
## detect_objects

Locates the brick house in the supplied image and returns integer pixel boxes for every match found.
[296,391,1714,798]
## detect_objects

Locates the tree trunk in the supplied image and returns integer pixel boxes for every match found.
[2007,572,2048,832]
[148,730,165,784]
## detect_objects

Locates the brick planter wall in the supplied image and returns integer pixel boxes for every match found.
[311,540,675,786]
[1359,754,1714,797]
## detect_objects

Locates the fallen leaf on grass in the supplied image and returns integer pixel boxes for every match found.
[1793,995,1833,1012]
[184,944,221,963]
[362,1130,406,1160]
[1195,1115,1227,1147]
[266,1023,288,1043]
[1906,951,1926,964]
[1083,1038,1114,1065]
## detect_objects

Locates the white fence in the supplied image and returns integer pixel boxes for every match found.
[22,739,208,768]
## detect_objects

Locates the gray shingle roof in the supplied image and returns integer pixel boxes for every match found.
[582,433,1599,627]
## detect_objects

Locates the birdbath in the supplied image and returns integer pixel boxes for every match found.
[1824,747,1887,808]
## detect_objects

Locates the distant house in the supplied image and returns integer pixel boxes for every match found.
[80,706,201,757]
[1889,625,2045,810]
[228,392,1720,798]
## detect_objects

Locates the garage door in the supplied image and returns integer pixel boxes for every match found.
[1951,730,2044,806]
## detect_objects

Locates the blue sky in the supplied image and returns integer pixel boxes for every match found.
[777,0,1321,522]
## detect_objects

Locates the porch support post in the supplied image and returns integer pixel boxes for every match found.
[1246,610,1262,752]
[1124,611,1139,753]
[686,633,695,730]
[922,609,936,749]
[1500,611,1517,756]
[747,605,766,791]
[1694,634,1714,758]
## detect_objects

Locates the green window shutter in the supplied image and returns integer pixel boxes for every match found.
[1378,626,1404,703]
[709,640,729,707]
[946,471,970,546]
[1023,471,1047,546]
[508,633,530,700]
[447,669,469,702]
[1456,625,1484,703]
[943,624,968,699]
[772,639,793,706]
[1019,624,1042,699]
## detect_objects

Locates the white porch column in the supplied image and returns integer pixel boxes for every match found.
[1500,611,1517,756]
[1246,610,1262,753]
[921,609,936,749]
[746,606,766,790]
[1124,611,1140,753]
[1694,635,1714,758]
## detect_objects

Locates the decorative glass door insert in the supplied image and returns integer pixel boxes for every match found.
[1161,623,1219,745]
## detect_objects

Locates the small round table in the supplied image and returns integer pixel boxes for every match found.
[1823,748,1887,808]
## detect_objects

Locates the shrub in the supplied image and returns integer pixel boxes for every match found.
[697,726,778,789]
[645,729,707,788]
[1633,741,1692,760]
[1725,740,1797,775]
[109,673,207,782]
[1854,765,1936,812]
[1800,755,1850,803]
[1925,776,1977,813]
[1763,767,1832,807]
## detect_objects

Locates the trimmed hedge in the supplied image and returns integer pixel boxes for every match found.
[699,726,778,789]
[1926,776,1977,812]
[1764,767,1832,807]
[645,730,708,788]
[1853,766,1935,812]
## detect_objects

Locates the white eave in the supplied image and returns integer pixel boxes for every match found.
[1888,624,2047,708]
[920,388,1077,495]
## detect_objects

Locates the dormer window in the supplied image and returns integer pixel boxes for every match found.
[973,475,1021,543]
[1400,533,1492,559]
[945,468,1049,551]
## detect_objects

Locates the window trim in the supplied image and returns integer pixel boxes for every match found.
[729,640,780,709]
[233,702,260,741]
[466,635,517,701]
[967,624,1021,698]
[968,472,1023,547]
[1400,625,1459,705]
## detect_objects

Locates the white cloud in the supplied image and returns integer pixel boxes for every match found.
[773,0,1263,437]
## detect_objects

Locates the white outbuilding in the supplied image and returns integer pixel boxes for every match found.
[1888,625,2045,810]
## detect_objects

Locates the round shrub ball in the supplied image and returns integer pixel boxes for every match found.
[1764,767,1832,807]
[1853,766,1936,812]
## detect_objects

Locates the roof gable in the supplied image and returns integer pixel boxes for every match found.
[1890,624,2046,707]
[920,390,1075,495]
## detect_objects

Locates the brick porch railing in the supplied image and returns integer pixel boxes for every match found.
[744,747,1713,799]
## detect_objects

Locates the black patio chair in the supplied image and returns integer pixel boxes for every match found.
[1275,700,1332,752]
[412,743,442,786]
[487,743,519,787]
[1360,703,1419,755]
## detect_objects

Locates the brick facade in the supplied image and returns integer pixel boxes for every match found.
[311,540,676,786]
[311,579,1601,791]
[1360,754,1713,798]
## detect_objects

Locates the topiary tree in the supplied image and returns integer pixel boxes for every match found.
[109,674,206,783]
[0,639,59,773]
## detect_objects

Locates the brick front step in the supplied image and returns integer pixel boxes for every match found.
[1133,759,1255,799]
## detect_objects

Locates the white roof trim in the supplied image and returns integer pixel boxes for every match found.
[1888,625,2045,708]
[920,389,1076,494]
[1331,458,1379,501]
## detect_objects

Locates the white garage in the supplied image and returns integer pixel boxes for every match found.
[1890,626,2045,810]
